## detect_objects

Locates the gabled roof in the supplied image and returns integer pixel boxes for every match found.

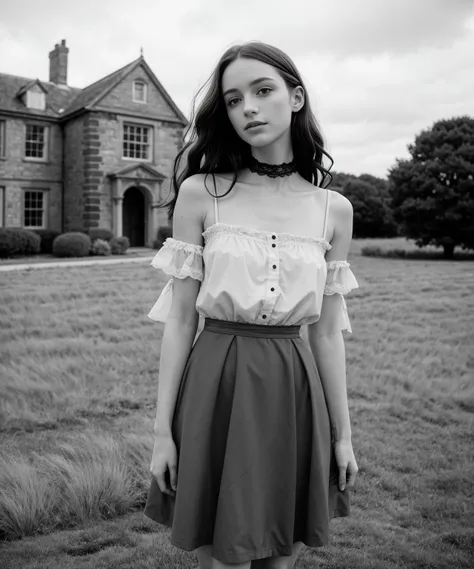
[0,73,81,118]
[0,56,188,125]
[62,56,187,125]
[108,162,166,180]
[62,58,140,118]
[16,79,49,97]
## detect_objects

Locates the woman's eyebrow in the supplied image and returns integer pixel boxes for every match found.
[223,77,276,97]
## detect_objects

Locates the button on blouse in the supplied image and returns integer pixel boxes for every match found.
[147,224,359,331]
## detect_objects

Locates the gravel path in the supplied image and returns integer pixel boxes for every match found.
[0,255,155,272]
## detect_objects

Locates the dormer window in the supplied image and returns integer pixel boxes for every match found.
[26,90,46,110]
[17,81,47,111]
[133,81,147,103]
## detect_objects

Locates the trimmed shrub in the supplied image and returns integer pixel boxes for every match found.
[110,236,130,255]
[87,228,114,242]
[155,226,172,250]
[52,232,91,258]
[34,229,61,254]
[361,245,474,261]
[360,246,383,257]
[362,246,407,258]
[91,239,112,256]
[0,228,41,258]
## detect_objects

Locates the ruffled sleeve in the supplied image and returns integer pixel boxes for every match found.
[323,260,359,333]
[147,238,204,323]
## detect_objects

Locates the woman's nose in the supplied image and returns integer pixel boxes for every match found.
[243,97,258,117]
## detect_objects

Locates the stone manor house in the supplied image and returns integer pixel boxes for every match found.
[0,40,187,246]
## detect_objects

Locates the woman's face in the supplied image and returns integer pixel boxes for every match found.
[221,57,303,148]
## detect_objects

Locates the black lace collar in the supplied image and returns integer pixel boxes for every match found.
[248,156,298,178]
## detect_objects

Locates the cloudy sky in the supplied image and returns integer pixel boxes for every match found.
[1,0,473,178]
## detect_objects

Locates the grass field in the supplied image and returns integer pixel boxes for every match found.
[0,238,473,569]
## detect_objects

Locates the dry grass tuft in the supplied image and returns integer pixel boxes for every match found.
[0,432,151,539]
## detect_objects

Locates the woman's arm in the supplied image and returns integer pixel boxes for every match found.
[307,326,351,442]
[153,176,207,438]
[306,191,358,489]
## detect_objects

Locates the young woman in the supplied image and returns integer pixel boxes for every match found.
[144,41,359,569]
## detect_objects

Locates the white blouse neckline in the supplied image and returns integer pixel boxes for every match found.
[202,222,332,251]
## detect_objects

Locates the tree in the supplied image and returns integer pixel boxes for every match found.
[359,173,390,197]
[388,116,474,257]
[330,172,397,238]
[341,179,397,238]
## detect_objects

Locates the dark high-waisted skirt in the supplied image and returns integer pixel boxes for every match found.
[144,318,350,565]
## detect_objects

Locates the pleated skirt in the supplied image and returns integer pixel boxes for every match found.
[144,318,350,565]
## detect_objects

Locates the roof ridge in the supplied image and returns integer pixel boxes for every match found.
[0,72,81,91]
[62,56,142,116]
[78,56,141,92]
[0,55,141,92]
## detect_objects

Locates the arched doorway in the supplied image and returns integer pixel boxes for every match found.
[122,186,145,246]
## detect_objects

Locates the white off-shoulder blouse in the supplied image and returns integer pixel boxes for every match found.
[148,190,359,331]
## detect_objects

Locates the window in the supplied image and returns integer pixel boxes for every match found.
[123,124,151,160]
[23,190,47,229]
[133,81,147,103]
[25,124,48,160]
[0,121,5,158]
[0,187,4,227]
[26,90,46,110]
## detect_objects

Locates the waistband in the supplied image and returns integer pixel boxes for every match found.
[204,318,301,339]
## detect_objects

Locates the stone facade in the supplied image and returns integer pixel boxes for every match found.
[0,117,63,230]
[62,115,85,230]
[0,42,186,246]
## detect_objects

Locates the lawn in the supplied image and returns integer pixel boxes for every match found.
[0,238,473,569]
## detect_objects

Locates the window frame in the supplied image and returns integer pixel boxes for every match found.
[22,188,48,230]
[24,123,49,162]
[132,80,147,103]
[0,187,4,227]
[0,120,5,159]
[122,122,152,162]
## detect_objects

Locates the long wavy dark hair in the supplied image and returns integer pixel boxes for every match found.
[165,41,334,219]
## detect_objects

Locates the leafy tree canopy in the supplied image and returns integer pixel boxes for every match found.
[388,116,474,257]
[330,172,396,238]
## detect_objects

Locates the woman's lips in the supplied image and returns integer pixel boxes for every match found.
[245,123,266,131]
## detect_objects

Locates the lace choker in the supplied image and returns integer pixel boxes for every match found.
[248,156,298,178]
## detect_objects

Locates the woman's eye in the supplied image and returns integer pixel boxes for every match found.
[226,88,271,107]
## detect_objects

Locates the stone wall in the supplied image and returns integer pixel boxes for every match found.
[83,111,181,237]
[63,115,84,230]
[99,67,178,120]
[0,61,185,238]
[0,116,62,230]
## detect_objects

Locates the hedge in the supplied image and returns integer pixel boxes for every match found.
[52,233,91,258]
[0,228,41,258]
[110,236,130,255]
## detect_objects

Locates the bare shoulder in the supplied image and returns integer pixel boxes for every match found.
[175,174,216,217]
[329,189,353,221]
[178,173,210,201]
[173,175,216,244]
[323,189,353,247]
[179,173,229,199]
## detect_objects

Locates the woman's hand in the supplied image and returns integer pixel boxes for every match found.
[334,439,358,492]
[150,434,178,496]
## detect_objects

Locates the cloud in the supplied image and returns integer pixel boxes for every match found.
[0,0,473,177]
[182,0,474,57]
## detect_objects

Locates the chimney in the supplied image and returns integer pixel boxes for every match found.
[49,39,69,85]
